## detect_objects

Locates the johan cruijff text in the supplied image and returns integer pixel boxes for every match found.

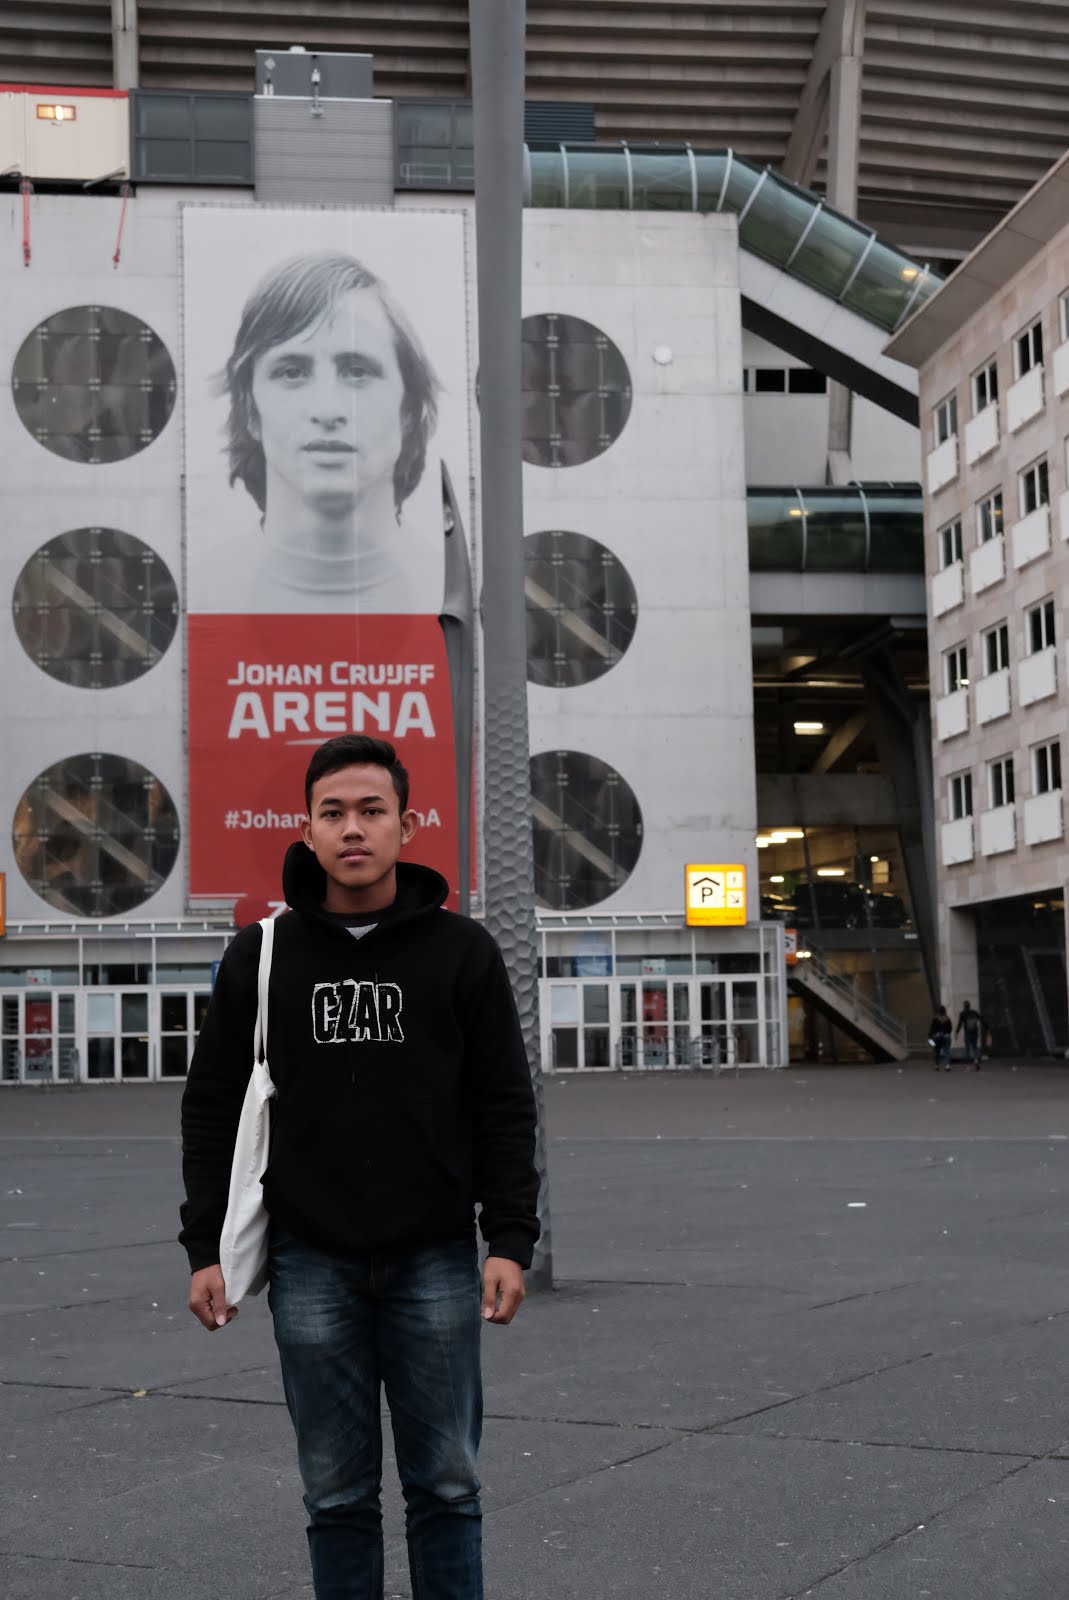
[225,659,439,741]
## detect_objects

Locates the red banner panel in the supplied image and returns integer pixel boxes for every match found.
[188,614,457,909]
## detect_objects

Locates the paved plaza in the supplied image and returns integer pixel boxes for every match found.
[3,1064,1069,1598]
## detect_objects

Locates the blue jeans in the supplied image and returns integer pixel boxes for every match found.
[268,1227,483,1600]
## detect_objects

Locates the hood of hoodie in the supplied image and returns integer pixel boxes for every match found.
[281,839,449,929]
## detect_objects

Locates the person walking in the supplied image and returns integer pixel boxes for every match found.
[955,1000,989,1070]
[179,733,540,1600]
[928,1004,953,1070]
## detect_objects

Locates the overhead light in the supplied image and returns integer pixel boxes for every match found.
[817,867,846,877]
[755,835,772,848]
[36,103,77,122]
[870,855,880,863]
[794,721,825,734]
[795,948,812,960]
[769,875,785,884]
[774,828,805,839]
[769,832,791,843]
[900,266,919,281]
[788,507,804,517]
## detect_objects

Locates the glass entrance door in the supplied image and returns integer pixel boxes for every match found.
[620,979,693,1069]
[695,978,764,1069]
[159,991,190,1078]
[546,981,613,1069]
[0,985,213,1085]
[87,991,151,1080]
[4,991,79,1083]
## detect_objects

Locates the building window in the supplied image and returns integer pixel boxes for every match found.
[1019,457,1050,516]
[395,100,475,191]
[525,530,638,688]
[1027,596,1056,653]
[530,750,643,909]
[944,643,968,695]
[12,753,181,917]
[1060,290,1069,344]
[11,306,177,465]
[1015,319,1044,378]
[983,621,1009,675]
[130,89,253,185]
[521,313,632,468]
[949,771,973,820]
[1033,739,1062,795]
[973,359,998,414]
[988,756,1015,810]
[933,392,958,446]
[939,518,963,569]
[977,490,1003,544]
[742,366,827,394]
[12,528,179,688]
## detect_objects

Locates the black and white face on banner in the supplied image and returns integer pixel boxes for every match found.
[181,206,474,912]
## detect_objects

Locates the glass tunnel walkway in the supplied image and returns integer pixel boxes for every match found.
[747,485,923,573]
[525,146,943,335]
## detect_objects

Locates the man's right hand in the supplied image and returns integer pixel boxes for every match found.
[188,1264,237,1331]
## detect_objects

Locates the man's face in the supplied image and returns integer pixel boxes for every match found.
[301,763,417,904]
[250,288,406,518]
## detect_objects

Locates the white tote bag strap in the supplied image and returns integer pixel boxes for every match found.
[253,916,275,1067]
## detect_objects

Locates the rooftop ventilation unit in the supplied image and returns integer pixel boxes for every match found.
[255,49,373,102]
[0,85,129,185]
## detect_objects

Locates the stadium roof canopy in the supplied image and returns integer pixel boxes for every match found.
[6,0,1069,251]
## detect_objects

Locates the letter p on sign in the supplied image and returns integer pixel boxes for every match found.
[685,864,747,926]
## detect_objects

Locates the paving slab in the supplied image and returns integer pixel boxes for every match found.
[0,1292,280,1391]
[0,1381,120,1422]
[0,1392,297,1540]
[0,1243,188,1315]
[482,1274,1069,1433]
[2,1459,311,1593]
[725,1312,1069,1456]
[468,1430,1024,1600]
[803,1457,1069,1598]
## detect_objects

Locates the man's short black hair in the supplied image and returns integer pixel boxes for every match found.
[304,736,410,816]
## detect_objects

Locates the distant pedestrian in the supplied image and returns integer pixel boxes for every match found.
[928,1004,953,1070]
[955,1001,989,1069]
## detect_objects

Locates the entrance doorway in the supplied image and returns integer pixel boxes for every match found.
[1,986,211,1084]
[543,975,772,1071]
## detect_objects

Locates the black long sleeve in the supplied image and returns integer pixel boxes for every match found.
[460,945,541,1268]
[178,924,261,1272]
[177,866,542,1274]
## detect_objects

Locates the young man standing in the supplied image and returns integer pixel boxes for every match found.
[955,1000,989,1070]
[180,734,540,1600]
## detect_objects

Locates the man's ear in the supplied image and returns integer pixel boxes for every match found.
[301,816,314,849]
[400,808,419,845]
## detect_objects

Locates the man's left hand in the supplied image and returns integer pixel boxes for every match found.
[481,1256,525,1325]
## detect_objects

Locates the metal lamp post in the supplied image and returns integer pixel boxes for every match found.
[469,0,551,1287]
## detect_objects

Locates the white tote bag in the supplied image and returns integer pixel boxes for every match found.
[219,916,277,1305]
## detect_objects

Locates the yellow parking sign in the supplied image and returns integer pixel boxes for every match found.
[685,863,747,926]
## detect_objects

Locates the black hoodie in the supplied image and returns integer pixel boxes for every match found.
[179,844,540,1272]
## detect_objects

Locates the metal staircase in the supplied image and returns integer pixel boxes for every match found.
[789,950,908,1063]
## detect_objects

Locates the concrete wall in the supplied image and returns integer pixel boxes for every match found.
[524,210,758,912]
[742,331,921,486]
[1,190,192,922]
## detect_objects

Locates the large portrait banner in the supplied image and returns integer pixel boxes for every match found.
[181,205,474,913]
